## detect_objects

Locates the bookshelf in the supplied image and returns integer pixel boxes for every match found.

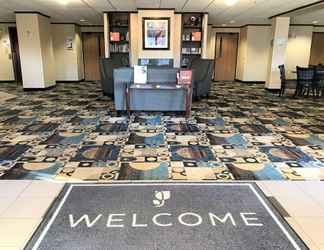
[181,13,204,68]
[108,12,130,65]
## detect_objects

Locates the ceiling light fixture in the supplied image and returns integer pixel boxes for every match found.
[312,20,319,24]
[58,0,69,5]
[226,0,238,6]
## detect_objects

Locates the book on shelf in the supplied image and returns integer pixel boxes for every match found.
[110,32,120,42]
[109,43,129,53]
[181,47,201,54]
[191,32,201,41]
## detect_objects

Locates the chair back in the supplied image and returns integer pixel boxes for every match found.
[315,64,324,82]
[296,66,315,86]
[278,65,286,81]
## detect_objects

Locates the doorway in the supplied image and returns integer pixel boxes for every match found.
[214,33,239,81]
[8,27,22,83]
[82,32,105,81]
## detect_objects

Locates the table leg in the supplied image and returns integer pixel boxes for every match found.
[125,86,130,116]
[185,86,191,118]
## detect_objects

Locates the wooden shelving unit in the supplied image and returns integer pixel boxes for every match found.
[181,13,204,68]
[108,12,130,64]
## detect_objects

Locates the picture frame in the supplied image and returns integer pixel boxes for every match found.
[142,17,170,50]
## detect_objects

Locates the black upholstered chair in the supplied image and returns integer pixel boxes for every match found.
[315,65,324,97]
[278,65,286,97]
[295,66,315,97]
[190,58,214,100]
[100,56,129,97]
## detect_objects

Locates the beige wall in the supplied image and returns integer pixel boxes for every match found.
[0,23,15,81]
[130,13,139,66]
[208,24,319,83]
[52,24,84,81]
[129,11,182,67]
[130,10,181,67]
[285,26,313,79]
[16,13,56,88]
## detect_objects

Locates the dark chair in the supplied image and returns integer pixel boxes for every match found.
[100,56,129,97]
[315,65,324,97]
[278,65,286,97]
[190,58,214,100]
[295,66,315,97]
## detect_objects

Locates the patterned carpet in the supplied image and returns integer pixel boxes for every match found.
[0,81,323,181]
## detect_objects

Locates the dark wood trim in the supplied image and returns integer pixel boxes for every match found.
[142,17,170,51]
[292,24,313,26]
[56,79,85,83]
[103,11,138,14]
[269,0,324,19]
[212,24,270,29]
[51,22,80,27]
[23,85,56,91]
[0,22,16,24]
[175,11,209,14]
[80,25,104,27]
[241,24,271,28]
[138,8,175,11]
[0,80,16,83]
[15,11,50,19]
[265,88,280,93]
[235,79,266,84]
[212,26,242,29]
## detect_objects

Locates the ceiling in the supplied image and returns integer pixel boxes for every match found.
[0,0,322,26]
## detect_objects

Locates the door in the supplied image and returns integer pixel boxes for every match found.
[214,33,238,81]
[309,32,324,65]
[8,27,22,83]
[82,33,102,81]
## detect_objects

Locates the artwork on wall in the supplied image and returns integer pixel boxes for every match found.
[65,37,73,50]
[142,17,170,50]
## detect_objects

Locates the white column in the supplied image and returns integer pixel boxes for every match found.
[266,17,290,89]
[16,12,56,89]
[104,13,110,58]
[201,13,209,59]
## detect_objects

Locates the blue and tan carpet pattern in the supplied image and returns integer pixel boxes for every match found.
[0,81,323,181]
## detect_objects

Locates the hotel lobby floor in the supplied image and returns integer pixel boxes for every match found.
[0,181,324,250]
[0,81,323,181]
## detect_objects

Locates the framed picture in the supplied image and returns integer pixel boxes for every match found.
[142,17,170,50]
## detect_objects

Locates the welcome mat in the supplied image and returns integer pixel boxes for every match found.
[26,183,307,250]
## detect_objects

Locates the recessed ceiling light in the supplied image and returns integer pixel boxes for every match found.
[226,0,238,6]
[230,20,236,24]
[312,20,319,24]
[58,0,69,5]
[80,19,87,22]
[222,23,227,26]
